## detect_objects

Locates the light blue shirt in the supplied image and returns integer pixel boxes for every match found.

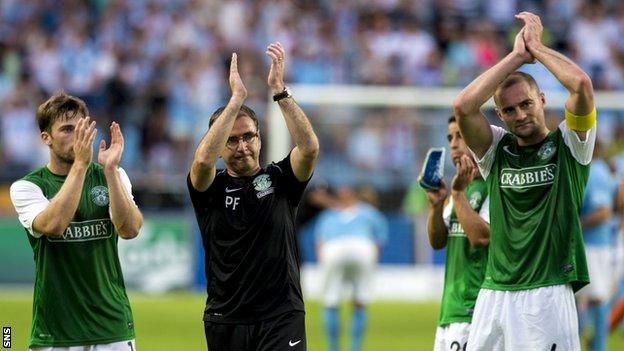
[314,203,388,246]
[581,159,617,246]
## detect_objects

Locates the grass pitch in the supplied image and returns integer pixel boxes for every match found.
[1,290,623,350]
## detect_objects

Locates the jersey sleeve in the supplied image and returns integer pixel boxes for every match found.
[271,153,311,204]
[558,120,596,166]
[9,180,49,238]
[109,167,137,218]
[469,125,507,179]
[187,170,226,233]
[442,200,453,229]
[479,195,490,224]
[117,167,135,202]
[187,171,221,212]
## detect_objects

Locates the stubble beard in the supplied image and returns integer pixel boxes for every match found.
[228,155,260,177]
[54,148,75,165]
[514,123,544,145]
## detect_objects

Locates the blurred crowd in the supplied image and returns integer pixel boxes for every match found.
[2,0,624,209]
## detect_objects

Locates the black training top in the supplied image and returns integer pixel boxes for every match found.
[187,155,308,323]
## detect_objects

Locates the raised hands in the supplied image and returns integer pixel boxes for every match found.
[98,122,124,171]
[73,116,97,167]
[451,154,479,192]
[229,53,247,101]
[516,12,543,52]
[266,42,286,95]
[512,27,535,65]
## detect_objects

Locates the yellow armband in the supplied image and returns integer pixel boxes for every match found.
[565,107,596,132]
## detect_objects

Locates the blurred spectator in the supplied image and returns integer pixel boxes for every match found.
[347,115,384,172]
[0,92,46,178]
[577,141,618,351]
[315,185,388,351]
[1,0,624,210]
[569,0,619,89]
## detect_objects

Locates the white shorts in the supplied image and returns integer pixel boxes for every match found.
[434,322,470,351]
[576,246,613,301]
[467,285,580,351]
[318,236,378,307]
[30,339,136,351]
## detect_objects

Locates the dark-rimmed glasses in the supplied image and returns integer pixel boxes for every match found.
[226,132,258,149]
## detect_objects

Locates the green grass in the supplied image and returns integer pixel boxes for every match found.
[1,290,624,350]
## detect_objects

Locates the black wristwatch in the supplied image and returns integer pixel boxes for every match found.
[272,87,292,101]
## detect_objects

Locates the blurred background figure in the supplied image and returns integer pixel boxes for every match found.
[609,175,624,336]
[605,107,624,342]
[314,185,388,351]
[577,141,618,351]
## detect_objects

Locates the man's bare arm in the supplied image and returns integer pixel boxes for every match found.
[266,42,319,181]
[451,155,489,247]
[277,98,319,181]
[453,29,534,158]
[452,191,490,247]
[190,53,247,191]
[518,11,595,140]
[425,184,449,250]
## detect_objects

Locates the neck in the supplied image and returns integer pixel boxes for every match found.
[516,128,549,147]
[47,157,74,176]
[227,165,261,178]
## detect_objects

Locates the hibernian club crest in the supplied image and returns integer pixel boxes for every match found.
[90,186,109,206]
[469,191,482,209]
[537,141,556,160]
[253,174,272,191]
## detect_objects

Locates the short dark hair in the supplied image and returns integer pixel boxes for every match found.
[36,91,89,133]
[208,104,259,131]
[448,115,456,124]
[493,71,540,107]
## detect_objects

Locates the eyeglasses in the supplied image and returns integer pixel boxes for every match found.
[226,132,258,148]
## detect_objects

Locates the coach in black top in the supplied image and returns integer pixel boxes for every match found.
[187,42,319,351]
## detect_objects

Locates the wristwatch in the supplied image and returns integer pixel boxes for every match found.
[272,87,292,102]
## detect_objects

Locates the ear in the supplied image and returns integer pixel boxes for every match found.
[539,91,546,106]
[41,131,52,146]
[494,107,503,121]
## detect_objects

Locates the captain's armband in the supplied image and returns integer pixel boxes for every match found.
[565,107,596,132]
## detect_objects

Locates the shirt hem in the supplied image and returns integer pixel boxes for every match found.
[30,334,135,348]
[438,317,472,327]
[481,278,589,292]
[203,305,305,324]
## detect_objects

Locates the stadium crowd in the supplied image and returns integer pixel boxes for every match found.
[4,3,624,349]
[1,0,624,209]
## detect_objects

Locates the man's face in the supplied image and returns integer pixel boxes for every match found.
[495,80,547,142]
[222,115,261,176]
[41,115,81,164]
[447,121,469,164]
